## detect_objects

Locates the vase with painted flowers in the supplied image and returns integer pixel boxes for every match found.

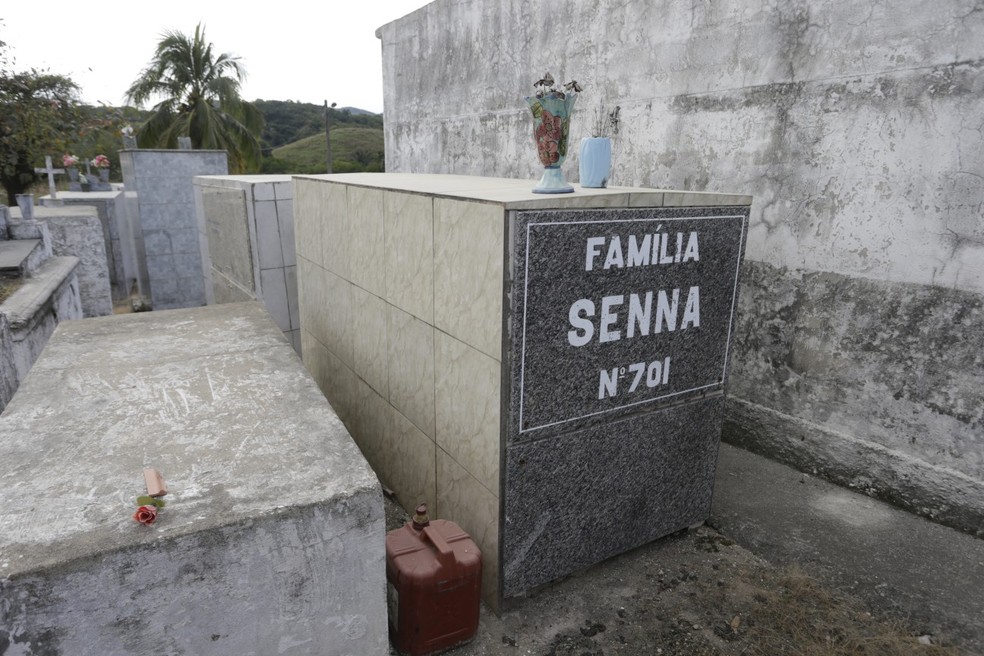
[525,74,581,193]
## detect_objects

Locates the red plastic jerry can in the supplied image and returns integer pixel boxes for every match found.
[386,504,482,656]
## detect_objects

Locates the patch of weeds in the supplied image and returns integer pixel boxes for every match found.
[696,534,736,553]
[726,566,960,656]
[0,279,20,304]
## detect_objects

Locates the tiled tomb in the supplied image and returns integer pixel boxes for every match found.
[294,173,751,609]
[194,175,300,353]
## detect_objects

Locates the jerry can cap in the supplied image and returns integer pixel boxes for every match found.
[412,503,430,530]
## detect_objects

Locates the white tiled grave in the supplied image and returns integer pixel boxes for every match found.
[194,175,299,353]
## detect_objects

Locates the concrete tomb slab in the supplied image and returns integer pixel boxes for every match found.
[0,302,387,655]
[0,239,41,274]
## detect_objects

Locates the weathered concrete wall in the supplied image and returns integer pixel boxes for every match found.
[41,206,113,317]
[47,191,128,300]
[1,215,84,412]
[727,263,984,533]
[0,314,16,409]
[0,257,82,412]
[379,0,984,534]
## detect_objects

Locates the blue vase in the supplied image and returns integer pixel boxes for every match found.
[579,137,612,188]
[525,92,578,193]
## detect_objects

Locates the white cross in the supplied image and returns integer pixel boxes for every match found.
[34,155,65,199]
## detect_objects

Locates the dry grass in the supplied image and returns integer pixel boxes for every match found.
[0,279,20,304]
[705,564,959,656]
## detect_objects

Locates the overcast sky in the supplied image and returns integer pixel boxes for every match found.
[1,1,433,113]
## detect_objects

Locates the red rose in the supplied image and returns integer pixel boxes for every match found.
[133,505,158,526]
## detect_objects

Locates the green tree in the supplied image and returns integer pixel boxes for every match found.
[0,35,83,205]
[125,23,263,173]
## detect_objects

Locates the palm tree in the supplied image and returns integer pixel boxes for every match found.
[125,23,263,173]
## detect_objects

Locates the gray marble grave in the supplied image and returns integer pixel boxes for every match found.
[503,206,748,596]
[119,148,228,309]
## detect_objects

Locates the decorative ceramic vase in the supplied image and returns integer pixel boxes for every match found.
[578,137,612,188]
[525,92,578,193]
[99,168,110,183]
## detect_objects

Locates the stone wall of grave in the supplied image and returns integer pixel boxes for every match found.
[37,205,113,317]
[0,271,85,413]
[44,192,128,301]
[378,0,984,535]
[1,211,85,412]
[193,175,300,353]
[120,149,228,310]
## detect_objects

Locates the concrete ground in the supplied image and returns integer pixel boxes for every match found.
[386,444,984,655]
[709,444,984,653]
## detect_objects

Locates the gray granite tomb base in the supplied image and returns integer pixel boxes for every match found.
[501,205,749,601]
[502,394,724,596]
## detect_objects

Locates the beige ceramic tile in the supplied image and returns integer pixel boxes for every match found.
[380,410,437,515]
[485,190,633,210]
[437,450,500,609]
[347,375,437,516]
[319,344,360,430]
[300,330,360,433]
[350,285,388,397]
[319,182,350,278]
[662,191,753,207]
[292,180,323,266]
[301,340,359,430]
[347,186,386,297]
[384,191,434,323]
[296,256,317,338]
[433,199,505,360]
[322,269,354,368]
[387,305,435,438]
[627,192,667,207]
[321,172,524,195]
[434,331,501,495]
[348,378,392,478]
[298,259,326,349]
[299,329,328,394]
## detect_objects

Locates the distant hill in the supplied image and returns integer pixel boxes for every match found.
[85,99,383,174]
[266,127,384,174]
[253,99,383,150]
[253,99,384,173]
[339,106,376,116]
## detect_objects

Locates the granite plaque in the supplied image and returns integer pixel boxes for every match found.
[512,207,747,435]
[501,205,749,603]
